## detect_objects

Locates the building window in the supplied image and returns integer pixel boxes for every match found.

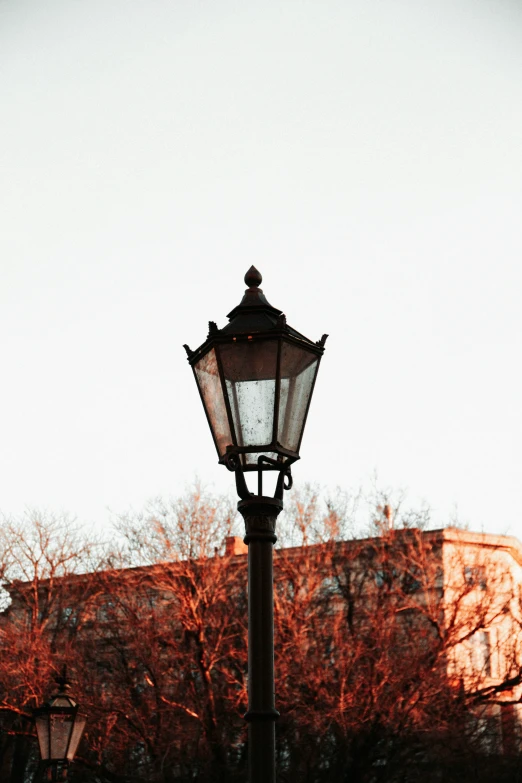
[470,630,492,677]
[464,566,487,590]
[60,606,78,626]
[97,600,116,622]
[501,703,519,755]
[374,567,399,589]
[320,576,339,598]
[402,568,422,594]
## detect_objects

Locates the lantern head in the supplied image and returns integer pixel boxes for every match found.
[33,670,86,775]
[184,266,327,474]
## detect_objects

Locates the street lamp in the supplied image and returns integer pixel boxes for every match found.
[33,668,87,782]
[184,266,326,783]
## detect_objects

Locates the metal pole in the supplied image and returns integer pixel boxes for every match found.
[238,495,282,783]
[49,762,68,782]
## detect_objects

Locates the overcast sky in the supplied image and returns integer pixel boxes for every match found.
[1,0,521,537]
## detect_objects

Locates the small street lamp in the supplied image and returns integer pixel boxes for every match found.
[184,266,326,783]
[33,668,87,782]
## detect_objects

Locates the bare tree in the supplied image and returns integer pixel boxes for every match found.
[273,491,522,783]
[2,489,522,783]
[0,511,102,783]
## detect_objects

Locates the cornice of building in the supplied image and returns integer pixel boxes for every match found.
[427,527,522,568]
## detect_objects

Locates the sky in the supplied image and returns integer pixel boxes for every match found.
[1,0,521,538]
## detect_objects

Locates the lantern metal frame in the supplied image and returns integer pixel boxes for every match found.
[33,668,86,782]
[184,266,327,498]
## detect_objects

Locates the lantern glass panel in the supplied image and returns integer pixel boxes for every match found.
[67,716,86,760]
[219,339,278,450]
[194,348,233,457]
[35,715,50,760]
[50,714,73,760]
[244,450,279,466]
[53,697,74,707]
[277,342,319,452]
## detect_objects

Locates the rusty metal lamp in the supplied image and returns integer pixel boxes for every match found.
[184,266,326,783]
[33,669,86,782]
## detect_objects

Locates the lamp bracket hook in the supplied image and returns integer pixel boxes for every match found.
[224,452,293,502]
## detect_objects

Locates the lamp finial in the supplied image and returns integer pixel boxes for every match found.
[245,266,262,289]
[55,664,71,693]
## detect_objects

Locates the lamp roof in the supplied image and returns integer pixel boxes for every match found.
[184,266,327,363]
[222,266,284,334]
[34,667,80,713]
[223,266,322,346]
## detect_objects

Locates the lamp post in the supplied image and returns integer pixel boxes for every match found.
[33,668,87,782]
[184,266,326,782]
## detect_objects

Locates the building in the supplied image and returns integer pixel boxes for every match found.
[1,525,522,782]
